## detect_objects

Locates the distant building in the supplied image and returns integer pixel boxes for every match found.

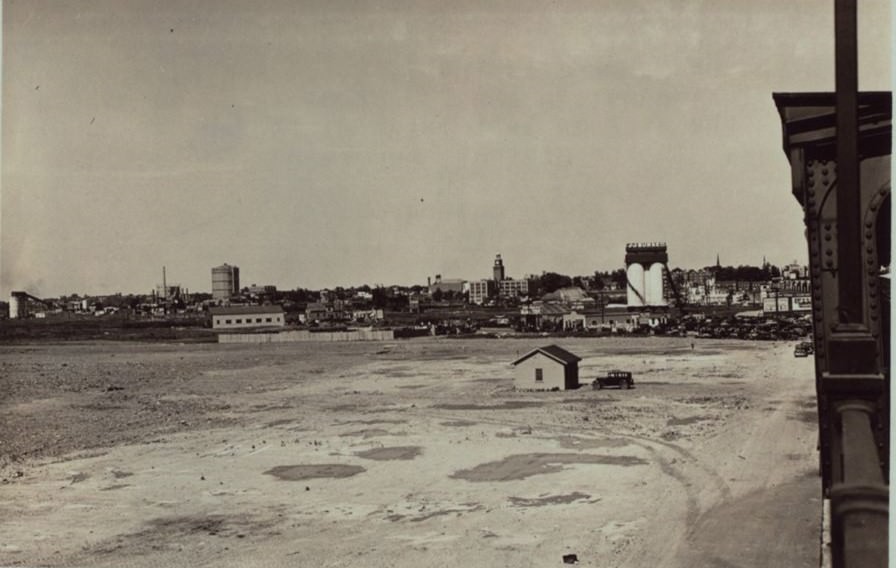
[212,264,240,302]
[541,286,595,309]
[498,278,530,299]
[428,275,466,295]
[493,254,505,282]
[469,279,496,305]
[511,345,580,391]
[246,284,277,298]
[209,305,284,329]
[306,302,346,323]
[9,291,44,319]
[155,284,183,301]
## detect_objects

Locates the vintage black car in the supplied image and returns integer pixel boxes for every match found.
[593,370,634,390]
[794,341,813,357]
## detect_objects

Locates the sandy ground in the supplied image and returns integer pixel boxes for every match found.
[0,337,820,567]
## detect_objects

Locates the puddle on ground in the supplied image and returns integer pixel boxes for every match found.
[553,436,630,450]
[508,491,596,507]
[433,401,543,411]
[339,428,406,438]
[451,453,647,482]
[264,464,366,481]
[666,415,714,427]
[355,446,422,461]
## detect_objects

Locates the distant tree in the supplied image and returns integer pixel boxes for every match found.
[371,287,389,308]
[539,272,573,294]
[592,271,606,291]
[610,268,627,290]
[432,289,444,302]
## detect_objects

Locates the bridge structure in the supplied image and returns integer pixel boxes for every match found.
[773,1,889,565]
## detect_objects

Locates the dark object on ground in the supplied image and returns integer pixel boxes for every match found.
[793,341,813,357]
[562,553,578,564]
[593,370,634,390]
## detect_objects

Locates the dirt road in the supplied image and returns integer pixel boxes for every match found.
[0,337,820,567]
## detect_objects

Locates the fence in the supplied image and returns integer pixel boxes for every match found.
[218,329,395,344]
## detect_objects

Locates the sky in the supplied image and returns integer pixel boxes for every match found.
[1,0,891,298]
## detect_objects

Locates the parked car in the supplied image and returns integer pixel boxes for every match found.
[593,370,634,390]
[794,344,811,357]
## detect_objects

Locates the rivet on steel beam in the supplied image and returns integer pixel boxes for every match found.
[866,221,874,228]
[826,249,833,256]
[826,260,833,267]
[871,314,878,321]
[825,235,832,241]
[866,231,874,239]
[825,223,832,230]
[867,257,875,265]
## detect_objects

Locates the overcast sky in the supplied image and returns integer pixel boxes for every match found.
[1,0,891,297]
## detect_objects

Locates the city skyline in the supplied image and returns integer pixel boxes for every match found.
[32,253,802,300]
[2,1,891,298]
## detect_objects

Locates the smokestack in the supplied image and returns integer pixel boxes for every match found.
[162,266,167,299]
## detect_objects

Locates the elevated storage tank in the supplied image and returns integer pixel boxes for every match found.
[646,262,666,306]
[212,264,240,301]
[625,243,669,308]
[626,263,645,307]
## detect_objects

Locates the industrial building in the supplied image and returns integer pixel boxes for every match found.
[8,291,45,319]
[511,345,580,391]
[625,242,669,307]
[212,264,240,301]
[209,305,284,330]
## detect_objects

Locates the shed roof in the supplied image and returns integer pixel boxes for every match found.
[512,344,581,366]
[209,305,284,315]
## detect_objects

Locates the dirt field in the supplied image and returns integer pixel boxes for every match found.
[0,337,820,567]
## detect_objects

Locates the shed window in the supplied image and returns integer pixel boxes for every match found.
[256,318,262,323]
[266,317,272,323]
[235,319,242,324]
[225,319,232,324]
[535,368,543,382]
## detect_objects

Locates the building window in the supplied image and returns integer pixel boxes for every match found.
[266,317,272,323]
[535,368,543,382]
[256,318,262,323]
[225,319,232,324]
[235,319,242,324]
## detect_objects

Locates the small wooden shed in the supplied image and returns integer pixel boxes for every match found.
[511,345,581,391]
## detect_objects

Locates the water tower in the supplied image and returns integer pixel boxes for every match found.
[625,243,668,307]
